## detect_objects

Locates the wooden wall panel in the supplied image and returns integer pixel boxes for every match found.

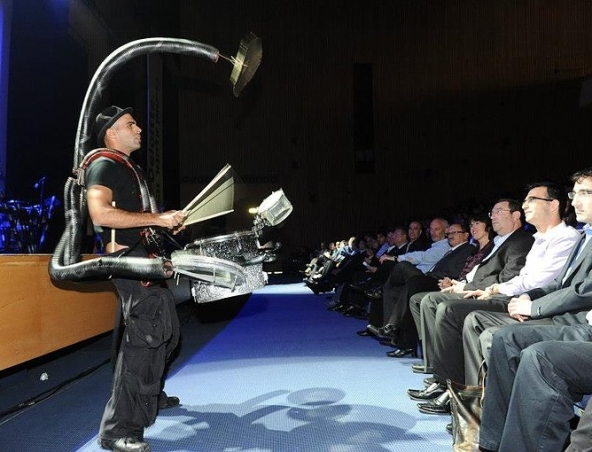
[0,255,117,371]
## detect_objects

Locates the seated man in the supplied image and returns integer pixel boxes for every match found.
[409,183,580,415]
[479,318,592,452]
[408,212,494,370]
[380,223,476,357]
[364,218,451,337]
[463,168,592,386]
[337,226,411,318]
[351,226,411,292]
[405,198,534,409]
[305,237,362,293]
[354,221,429,331]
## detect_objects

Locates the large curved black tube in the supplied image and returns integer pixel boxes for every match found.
[74,38,219,167]
[50,38,220,282]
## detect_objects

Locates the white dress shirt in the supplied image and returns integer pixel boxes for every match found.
[497,222,581,296]
[398,238,451,273]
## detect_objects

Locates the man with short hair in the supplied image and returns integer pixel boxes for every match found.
[410,184,579,414]
[463,169,592,415]
[406,199,534,410]
[382,223,476,356]
[86,106,186,452]
[366,218,451,338]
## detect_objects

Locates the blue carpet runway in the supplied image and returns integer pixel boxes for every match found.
[2,282,451,451]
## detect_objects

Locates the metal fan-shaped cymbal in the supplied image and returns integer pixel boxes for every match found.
[227,32,262,97]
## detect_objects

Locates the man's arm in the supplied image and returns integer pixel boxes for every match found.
[529,264,592,318]
[87,185,185,230]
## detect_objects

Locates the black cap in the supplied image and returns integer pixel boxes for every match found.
[95,106,133,146]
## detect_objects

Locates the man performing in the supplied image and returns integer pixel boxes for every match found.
[85,106,186,452]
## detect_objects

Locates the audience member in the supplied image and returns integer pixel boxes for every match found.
[410,183,581,418]
[364,218,451,336]
[461,169,592,384]
[378,223,476,357]
[406,199,534,414]
[479,319,592,452]
[408,213,495,371]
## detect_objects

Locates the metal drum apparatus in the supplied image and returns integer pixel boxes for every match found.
[173,189,293,303]
[174,232,267,303]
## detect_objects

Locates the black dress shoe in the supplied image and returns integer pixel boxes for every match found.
[354,310,369,320]
[343,305,363,317]
[365,288,383,299]
[423,376,437,387]
[159,395,180,409]
[386,348,416,358]
[327,301,343,311]
[381,324,401,341]
[350,278,371,292]
[407,382,446,400]
[417,392,451,415]
[356,328,374,337]
[411,364,433,374]
[377,324,393,336]
[100,437,151,452]
[417,400,451,415]
[333,303,349,313]
[304,279,320,295]
[446,423,453,435]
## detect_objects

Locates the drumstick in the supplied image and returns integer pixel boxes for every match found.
[110,201,116,251]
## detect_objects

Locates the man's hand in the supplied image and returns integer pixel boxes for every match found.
[441,279,466,294]
[379,254,395,264]
[438,277,452,290]
[507,294,532,322]
[158,210,186,231]
[463,289,489,300]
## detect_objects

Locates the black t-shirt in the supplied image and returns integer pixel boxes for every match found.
[85,156,145,249]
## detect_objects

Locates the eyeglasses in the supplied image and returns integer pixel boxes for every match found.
[523,196,554,204]
[568,190,592,200]
[488,209,512,218]
[445,231,466,237]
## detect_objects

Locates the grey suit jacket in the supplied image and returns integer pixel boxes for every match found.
[527,232,592,320]
[464,228,534,290]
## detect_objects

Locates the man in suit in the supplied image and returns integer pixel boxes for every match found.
[406,199,534,408]
[333,226,411,315]
[379,223,477,356]
[463,169,592,393]
[364,218,451,337]
[479,320,592,452]
[354,222,429,334]
[361,226,412,287]
[423,184,579,388]
[361,221,430,292]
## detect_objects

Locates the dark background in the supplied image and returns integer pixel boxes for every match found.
[5,0,592,257]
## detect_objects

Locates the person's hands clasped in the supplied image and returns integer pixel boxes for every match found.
[507,294,532,322]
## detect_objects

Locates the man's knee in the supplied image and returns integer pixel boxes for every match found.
[420,292,441,312]
[479,327,497,364]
